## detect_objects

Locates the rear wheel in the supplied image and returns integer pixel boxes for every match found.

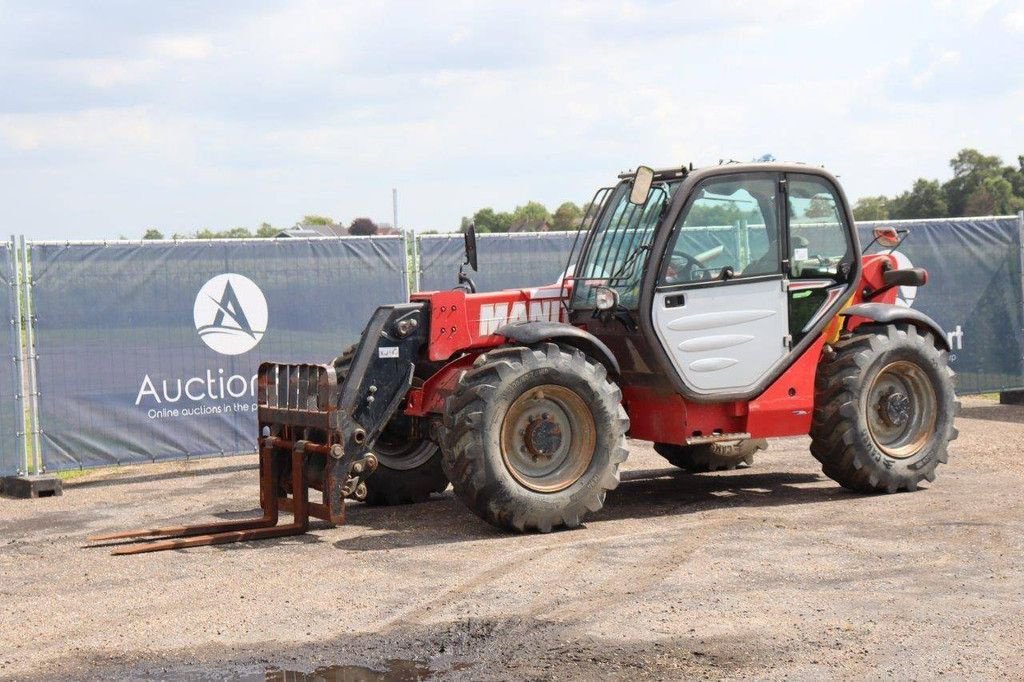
[810,323,958,493]
[332,346,448,505]
[654,439,766,472]
[441,344,629,532]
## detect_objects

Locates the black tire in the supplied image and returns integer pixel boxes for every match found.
[810,323,958,493]
[332,346,448,505]
[440,343,629,532]
[653,439,767,472]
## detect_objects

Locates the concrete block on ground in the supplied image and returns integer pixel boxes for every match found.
[1,474,62,498]
[999,390,1024,406]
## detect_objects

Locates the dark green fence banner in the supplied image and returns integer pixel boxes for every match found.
[29,237,407,471]
[418,232,578,292]
[857,217,1024,394]
[0,243,22,476]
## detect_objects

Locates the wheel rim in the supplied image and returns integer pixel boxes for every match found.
[500,384,596,493]
[373,415,436,470]
[865,360,937,459]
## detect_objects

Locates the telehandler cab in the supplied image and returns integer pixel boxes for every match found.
[91,162,958,554]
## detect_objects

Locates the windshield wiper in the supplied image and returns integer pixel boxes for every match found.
[607,244,650,285]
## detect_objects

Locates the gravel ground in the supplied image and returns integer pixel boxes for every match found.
[1,395,1022,680]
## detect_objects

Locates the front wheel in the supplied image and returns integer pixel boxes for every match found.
[810,323,958,493]
[441,344,629,532]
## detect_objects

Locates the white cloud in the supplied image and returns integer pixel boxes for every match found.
[911,49,962,90]
[1005,7,1024,32]
[149,35,212,61]
[937,0,1000,23]
[60,34,212,89]
[0,107,197,156]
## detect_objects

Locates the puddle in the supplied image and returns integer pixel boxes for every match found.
[264,659,434,681]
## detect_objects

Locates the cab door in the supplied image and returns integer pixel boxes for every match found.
[651,172,790,396]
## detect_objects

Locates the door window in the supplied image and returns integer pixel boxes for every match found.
[786,174,855,342]
[786,175,853,279]
[661,174,781,285]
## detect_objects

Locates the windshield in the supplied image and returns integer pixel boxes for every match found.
[572,180,679,308]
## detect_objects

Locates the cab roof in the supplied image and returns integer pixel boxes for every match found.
[617,162,836,183]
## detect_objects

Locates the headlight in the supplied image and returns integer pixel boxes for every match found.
[594,286,618,311]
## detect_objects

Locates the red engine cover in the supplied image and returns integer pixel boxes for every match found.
[411,285,568,363]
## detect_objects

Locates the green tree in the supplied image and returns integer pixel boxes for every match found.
[579,200,602,229]
[470,207,513,233]
[303,215,334,226]
[511,201,550,228]
[255,222,278,238]
[963,175,1024,216]
[1005,156,1024,199]
[142,228,164,240]
[349,217,379,235]
[191,227,252,239]
[852,196,890,221]
[943,149,1005,216]
[805,195,838,220]
[551,201,583,231]
[684,203,744,226]
[890,179,948,219]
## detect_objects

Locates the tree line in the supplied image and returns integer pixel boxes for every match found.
[853,148,1024,221]
[457,201,588,233]
[140,215,390,240]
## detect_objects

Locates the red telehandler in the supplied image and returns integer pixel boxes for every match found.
[91,163,958,554]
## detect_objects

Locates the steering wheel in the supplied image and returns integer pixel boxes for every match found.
[665,252,707,283]
[800,253,841,271]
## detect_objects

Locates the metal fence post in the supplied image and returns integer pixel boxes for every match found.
[9,236,27,475]
[412,231,421,293]
[1019,210,1024,370]
[994,212,1024,405]
[19,237,43,473]
[400,233,411,301]
[1019,210,1024,281]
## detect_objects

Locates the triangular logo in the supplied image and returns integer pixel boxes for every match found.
[193,274,268,355]
[207,281,256,339]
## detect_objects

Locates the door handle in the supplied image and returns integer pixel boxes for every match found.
[664,294,685,308]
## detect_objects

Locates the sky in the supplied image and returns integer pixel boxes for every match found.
[1,0,1022,240]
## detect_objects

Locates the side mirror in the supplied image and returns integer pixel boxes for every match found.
[873,227,901,248]
[464,223,478,272]
[629,165,654,205]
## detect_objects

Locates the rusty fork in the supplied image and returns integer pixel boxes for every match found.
[87,360,383,556]
[87,441,311,556]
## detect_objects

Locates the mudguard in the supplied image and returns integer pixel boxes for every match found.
[495,320,621,376]
[842,302,951,351]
